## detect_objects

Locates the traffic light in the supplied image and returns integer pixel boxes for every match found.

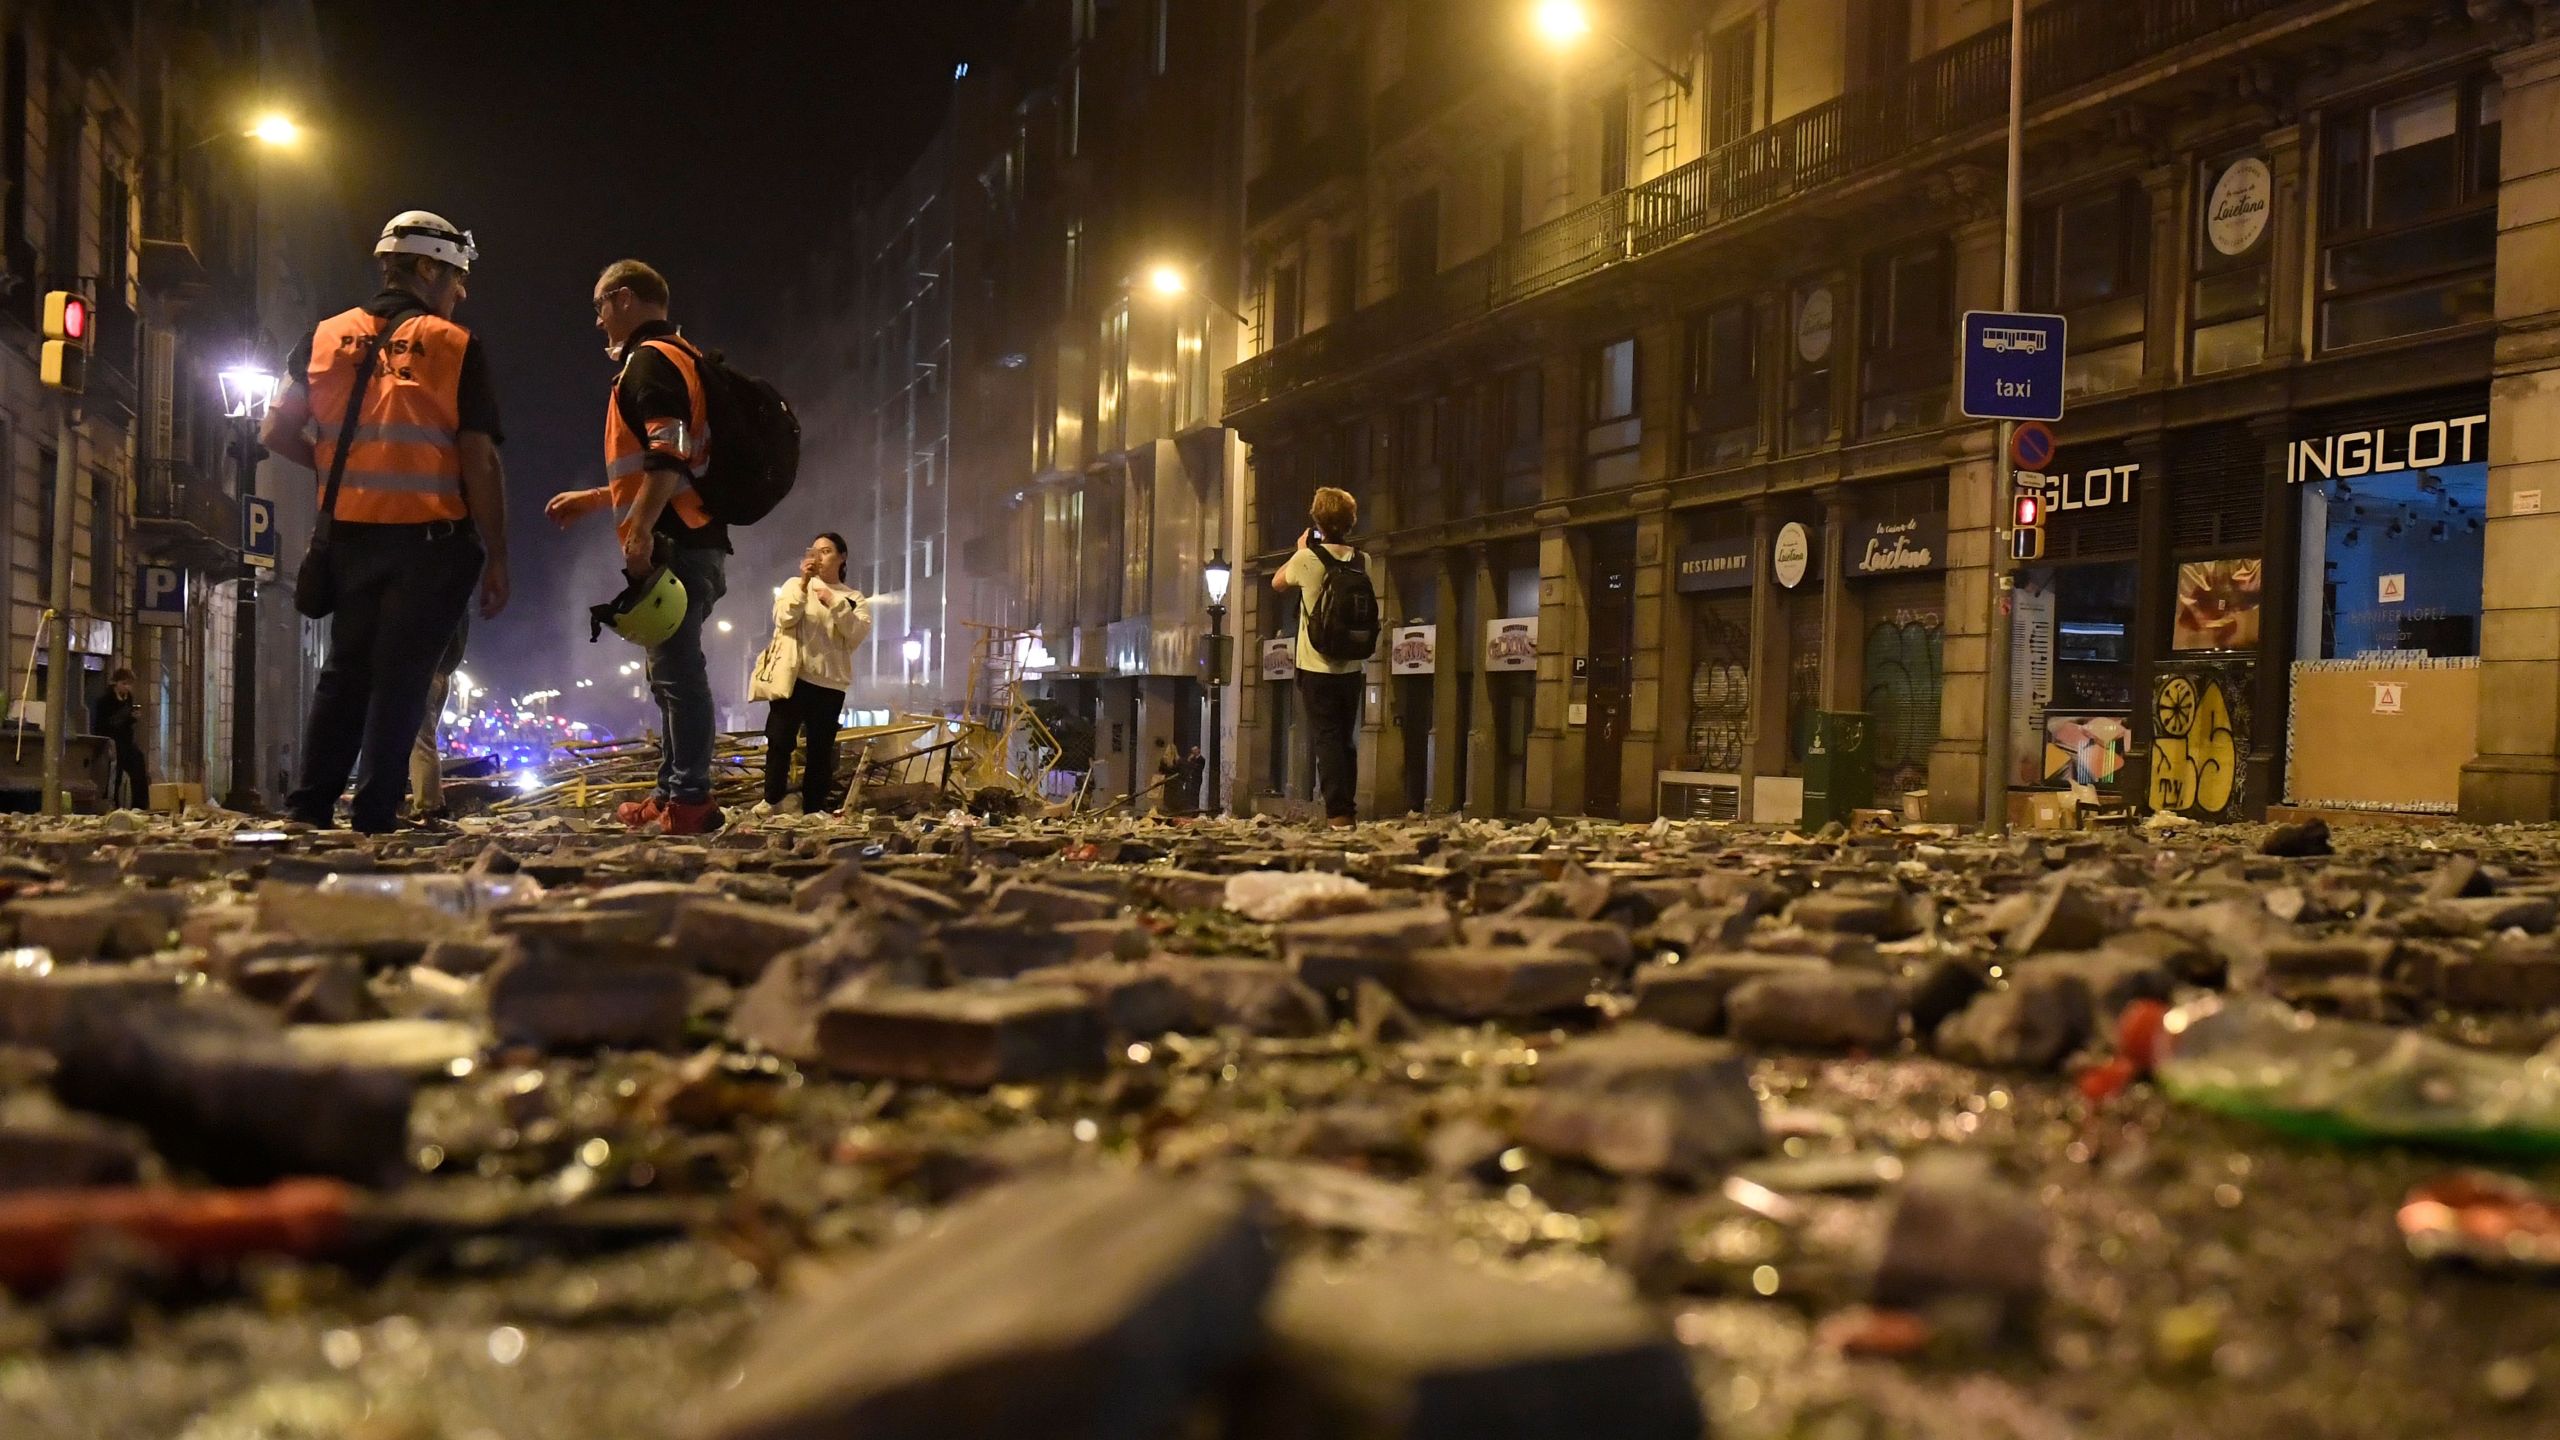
[39,290,87,394]
[2010,488,2046,562]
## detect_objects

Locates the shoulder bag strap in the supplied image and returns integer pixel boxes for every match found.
[314,306,419,531]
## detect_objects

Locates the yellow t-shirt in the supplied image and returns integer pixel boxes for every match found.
[1283,541,1368,675]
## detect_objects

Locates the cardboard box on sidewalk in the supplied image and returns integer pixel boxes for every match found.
[150,782,205,813]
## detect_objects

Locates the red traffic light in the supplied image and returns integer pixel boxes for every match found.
[42,291,87,343]
[2014,491,2043,528]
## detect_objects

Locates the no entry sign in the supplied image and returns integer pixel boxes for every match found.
[2011,421,2057,473]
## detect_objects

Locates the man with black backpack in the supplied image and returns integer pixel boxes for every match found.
[1271,486,1380,829]
[548,259,750,835]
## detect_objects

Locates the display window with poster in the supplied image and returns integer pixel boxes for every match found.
[2009,443,2144,791]
[2281,392,2491,815]
[1845,483,1946,805]
[1673,521,1753,775]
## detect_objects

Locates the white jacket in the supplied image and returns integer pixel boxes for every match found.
[771,577,871,691]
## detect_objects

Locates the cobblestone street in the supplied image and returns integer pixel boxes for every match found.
[3,808,2560,1437]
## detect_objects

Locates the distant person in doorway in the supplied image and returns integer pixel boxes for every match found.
[756,532,870,815]
[1271,485,1380,830]
[91,668,147,809]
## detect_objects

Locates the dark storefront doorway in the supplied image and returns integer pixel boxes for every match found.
[1582,525,1637,818]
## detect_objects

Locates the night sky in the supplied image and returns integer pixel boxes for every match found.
[304,0,1016,715]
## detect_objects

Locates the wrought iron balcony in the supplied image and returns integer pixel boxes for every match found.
[136,458,240,560]
[1226,0,2302,417]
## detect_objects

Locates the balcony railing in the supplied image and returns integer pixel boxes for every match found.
[1227,0,2301,415]
[136,459,240,554]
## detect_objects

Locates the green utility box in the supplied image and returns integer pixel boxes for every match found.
[1800,710,1873,828]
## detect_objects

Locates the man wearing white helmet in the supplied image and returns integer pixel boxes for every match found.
[260,209,510,833]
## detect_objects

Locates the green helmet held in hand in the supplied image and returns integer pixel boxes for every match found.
[589,565,689,649]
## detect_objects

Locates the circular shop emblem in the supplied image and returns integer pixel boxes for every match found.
[1794,287,1835,364]
[1772,521,1811,590]
[2206,157,2272,258]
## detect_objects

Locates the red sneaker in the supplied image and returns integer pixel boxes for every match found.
[660,800,724,836]
[615,795,666,828]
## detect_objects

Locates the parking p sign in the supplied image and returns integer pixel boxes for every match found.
[242,494,278,571]
[136,564,185,626]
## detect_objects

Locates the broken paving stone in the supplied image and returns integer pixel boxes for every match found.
[817,984,1105,1087]
[283,1018,483,1077]
[2435,941,2560,1012]
[1152,958,1329,1038]
[0,1093,148,1191]
[1630,953,1829,1035]
[4,894,180,963]
[1235,1254,1704,1440]
[1873,1151,2049,1330]
[2424,855,2493,901]
[420,937,512,976]
[1390,945,1598,1021]
[2104,926,2222,987]
[2005,879,2118,955]
[1020,959,1188,1037]
[1056,919,1152,963]
[1460,916,1635,973]
[2263,936,2395,983]
[1723,969,1904,1052]
[1933,979,2088,1072]
[484,947,691,1052]
[1519,1024,1766,1179]
[256,885,468,956]
[280,954,384,1026]
[988,879,1122,925]
[936,916,1080,982]
[0,962,185,1050]
[1903,954,1990,1035]
[2413,895,2560,938]
[2259,819,2334,858]
[1790,886,1916,939]
[1353,980,1419,1048]
[46,990,414,1188]
[692,1171,1271,1440]
[670,897,830,983]
[1280,907,1462,998]
[729,920,919,1062]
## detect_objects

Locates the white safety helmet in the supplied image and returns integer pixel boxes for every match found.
[374,210,478,273]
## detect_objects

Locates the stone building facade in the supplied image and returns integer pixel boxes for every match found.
[1223,0,2560,826]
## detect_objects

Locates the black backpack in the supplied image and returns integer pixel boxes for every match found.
[1304,540,1381,663]
[652,339,801,526]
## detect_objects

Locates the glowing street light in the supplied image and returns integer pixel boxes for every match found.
[715,619,735,635]
[246,114,302,147]
[218,365,279,422]
[1527,1,1691,92]
[1532,0,1593,46]
[1139,260,1249,327]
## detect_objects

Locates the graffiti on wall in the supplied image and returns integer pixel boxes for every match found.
[1863,609,1945,800]
[1687,606,1751,773]
[2149,660,2252,820]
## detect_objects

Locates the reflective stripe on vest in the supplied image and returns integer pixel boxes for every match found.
[603,336,715,530]
[302,307,471,524]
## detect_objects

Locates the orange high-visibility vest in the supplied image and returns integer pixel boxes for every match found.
[299,307,472,524]
[602,336,715,532]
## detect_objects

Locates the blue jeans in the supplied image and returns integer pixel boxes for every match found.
[646,545,727,804]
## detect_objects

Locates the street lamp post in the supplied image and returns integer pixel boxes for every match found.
[1203,550,1232,817]
[218,365,278,813]
[902,634,924,716]
[1144,264,1251,329]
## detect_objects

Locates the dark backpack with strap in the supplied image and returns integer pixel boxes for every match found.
[648,338,800,526]
[1304,540,1381,663]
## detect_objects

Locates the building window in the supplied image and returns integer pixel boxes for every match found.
[1682,299,1759,470]
[1173,321,1208,431]
[1327,231,1359,322]
[1394,189,1439,291]
[2319,77,2501,351]
[2192,151,2273,376]
[1494,366,1543,510]
[1598,85,1630,193]
[1784,281,1836,451]
[1709,22,1756,148]
[1268,259,1302,345]
[2026,180,2148,397]
[1582,336,1641,491]
[1858,240,1952,437]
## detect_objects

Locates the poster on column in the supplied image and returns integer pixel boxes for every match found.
[1261,638,1297,680]
[2010,575,2056,786]
[1485,617,1539,672]
[1390,625,1437,675]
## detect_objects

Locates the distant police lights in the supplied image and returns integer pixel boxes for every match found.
[40,290,88,394]
[2010,487,2047,562]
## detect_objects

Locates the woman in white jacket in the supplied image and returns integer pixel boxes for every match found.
[758,532,871,814]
